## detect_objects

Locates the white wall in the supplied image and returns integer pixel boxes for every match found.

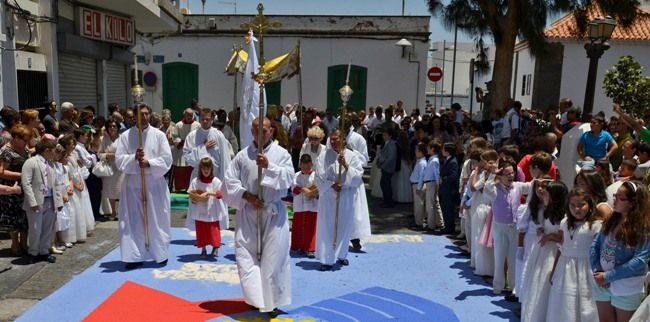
[1,3,18,108]
[560,40,650,117]
[0,1,5,107]
[512,47,536,108]
[135,35,428,114]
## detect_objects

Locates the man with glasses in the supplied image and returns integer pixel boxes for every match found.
[115,104,173,269]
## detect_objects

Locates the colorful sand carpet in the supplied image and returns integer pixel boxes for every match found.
[18,229,518,321]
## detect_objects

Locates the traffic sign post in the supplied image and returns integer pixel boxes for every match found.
[428,66,443,82]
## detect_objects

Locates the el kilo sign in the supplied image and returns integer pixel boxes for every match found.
[79,7,134,46]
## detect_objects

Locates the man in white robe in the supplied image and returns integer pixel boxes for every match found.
[344,126,372,251]
[115,104,173,269]
[223,117,295,317]
[556,122,589,191]
[171,108,200,190]
[316,129,364,271]
[183,108,231,230]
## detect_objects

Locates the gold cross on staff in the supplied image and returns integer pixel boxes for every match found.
[241,3,282,83]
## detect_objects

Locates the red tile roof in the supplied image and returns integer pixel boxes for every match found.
[544,6,650,41]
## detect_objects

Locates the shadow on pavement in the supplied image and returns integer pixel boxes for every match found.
[177,254,218,263]
[170,239,196,246]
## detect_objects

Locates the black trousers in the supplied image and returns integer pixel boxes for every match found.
[380,170,394,205]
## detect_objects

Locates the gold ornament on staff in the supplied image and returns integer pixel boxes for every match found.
[333,61,353,250]
[241,3,281,261]
[131,55,149,250]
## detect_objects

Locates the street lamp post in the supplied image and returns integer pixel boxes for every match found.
[582,16,616,122]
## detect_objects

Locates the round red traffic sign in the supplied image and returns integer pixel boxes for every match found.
[428,67,443,82]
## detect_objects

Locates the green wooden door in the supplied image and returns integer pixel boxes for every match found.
[327,65,367,112]
[163,62,198,121]
[265,81,281,106]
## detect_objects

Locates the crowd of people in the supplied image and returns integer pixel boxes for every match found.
[1,94,650,321]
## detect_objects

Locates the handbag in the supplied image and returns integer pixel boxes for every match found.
[92,160,114,177]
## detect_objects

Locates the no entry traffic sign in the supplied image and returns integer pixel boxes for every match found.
[428,67,443,82]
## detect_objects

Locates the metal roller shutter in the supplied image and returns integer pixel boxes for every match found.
[106,61,127,108]
[58,53,98,108]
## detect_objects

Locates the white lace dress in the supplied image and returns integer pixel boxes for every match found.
[546,218,601,322]
[470,172,494,276]
[392,159,413,203]
[520,217,561,322]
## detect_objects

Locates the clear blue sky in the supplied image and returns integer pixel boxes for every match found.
[185,0,476,43]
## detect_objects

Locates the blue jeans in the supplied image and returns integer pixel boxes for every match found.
[380,170,394,205]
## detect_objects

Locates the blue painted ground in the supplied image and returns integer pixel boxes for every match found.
[18,229,518,321]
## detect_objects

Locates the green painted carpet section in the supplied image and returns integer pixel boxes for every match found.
[171,192,375,219]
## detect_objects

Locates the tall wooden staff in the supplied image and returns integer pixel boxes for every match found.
[297,41,303,144]
[333,61,353,250]
[242,3,281,261]
[131,56,149,250]
[231,45,242,132]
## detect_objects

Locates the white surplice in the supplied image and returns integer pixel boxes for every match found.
[115,126,173,263]
[171,121,199,166]
[223,142,295,312]
[183,127,232,230]
[345,130,372,240]
[315,147,364,265]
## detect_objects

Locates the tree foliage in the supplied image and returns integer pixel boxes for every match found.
[426,0,645,118]
[603,55,650,117]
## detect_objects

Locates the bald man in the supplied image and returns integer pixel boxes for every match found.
[224,117,295,318]
[171,108,200,191]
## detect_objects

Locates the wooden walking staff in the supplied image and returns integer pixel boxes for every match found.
[333,61,354,250]
[131,56,150,250]
[242,3,281,261]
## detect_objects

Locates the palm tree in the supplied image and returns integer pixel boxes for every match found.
[427,0,645,120]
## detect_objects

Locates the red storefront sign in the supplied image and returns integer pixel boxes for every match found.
[79,7,135,46]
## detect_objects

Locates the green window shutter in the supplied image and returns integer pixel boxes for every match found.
[163,62,199,121]
[327,65,367,112]
[265,81,281,106]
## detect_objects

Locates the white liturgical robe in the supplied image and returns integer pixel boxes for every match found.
[315,147,364,265]
[183,127,232,230]
[115,126,172,263]
[345,129,372,241]
[223,142,295,312]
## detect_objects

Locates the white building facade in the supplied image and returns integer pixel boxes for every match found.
[133,14,430,119]
[512,6,650,116]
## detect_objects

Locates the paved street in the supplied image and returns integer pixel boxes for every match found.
[0,184,422,321]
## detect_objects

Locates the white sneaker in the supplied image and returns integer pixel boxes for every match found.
[50,246,64,254]
[56,245,66,251]
[65,243,73,248]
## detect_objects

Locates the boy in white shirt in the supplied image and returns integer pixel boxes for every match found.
[424,141,443,230]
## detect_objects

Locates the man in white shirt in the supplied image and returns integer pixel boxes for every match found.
[322,110,339,135]
[558,98,573,126]
[281,104,297,133]
[500,100,521,145]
